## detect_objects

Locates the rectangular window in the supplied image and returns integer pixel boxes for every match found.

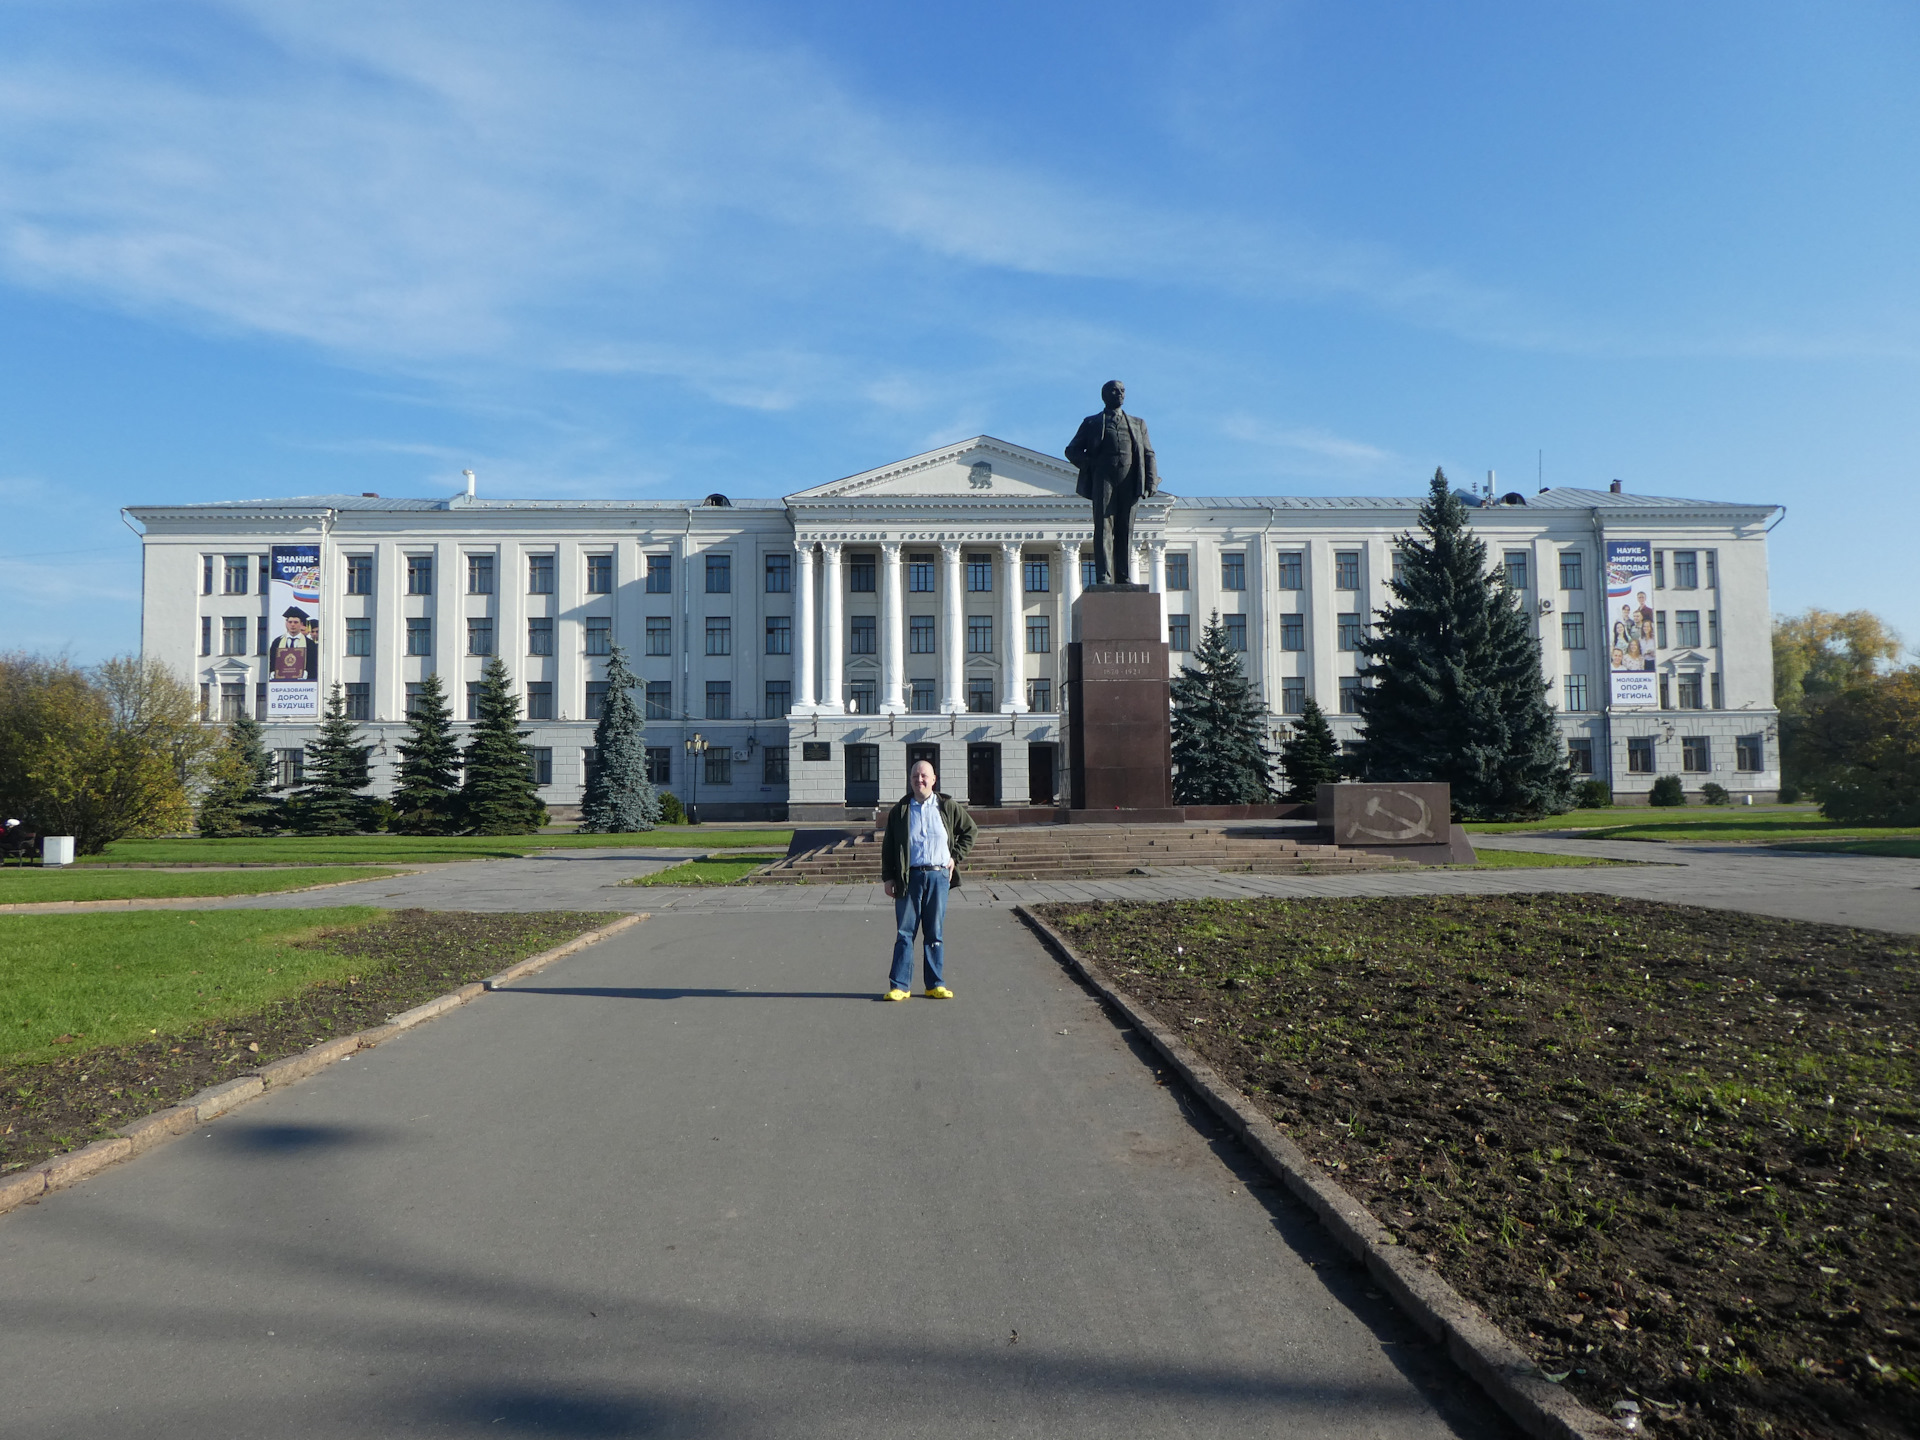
[404,683,424,718]
[1081,559,1097,591]
[909,615,936,654]
[1026,615,1050,654]
[1562,613,1586,650]
[704,749,732,786]
[528,617,554,656]
[1567,737,1594,774]
[765,552,791,593]
[966,678,994,713]
[967,615,993,654]
[645,747,671,785]
[1503,551,1529,590]
[1559,552,1583,590]
[467,554,495,595]
[1673,551,1698,589]
[645,682,672,720]
[1221,553,1246,591]
[1391,550,1408,585]
[847,680,876,714]
[1656,612,1669,648]
[526,682,553,720]
[220,682,246,722]
[849,615,876,655]
[254,681,266,719]
[1339,677,1363,714]
[586,554,614,594]
[1276,552,1302,591]
[202,555,214,595]
[466,684,483,722]
[1335,552,1360,590]
[706,681,731,720]
[1736,733,1763,772]
[1628,735,1656,773]
[908,554,935,592]
[407,555,433,595]
[1711,672,1724,710]
[1659,672,1671,709]
[645,554,671,593]
[1654,552,1666,590]
[1224,614,1247,651]
[765,616,791,655]
[347,617,371,656]
[967,554,993,592]
[224,555,249,595]
[1682,736,1711,772]
[765,680,791,717]
[1024,556,1050,593]
[644,616,670,656]
[1337,613,1363,651]
[848,554,876,592]
[532,747,553,786]
[583,747,600,790]
[467,617,494,656]
[256,616,269,655]
[1027,678,1053,712]
[1677,672,1703,710]
[222,616,247,655]
[1168,614,1191,652]
[1564,673,1589,712]
[1706,552,1718,589]
[699,553,728,594]
[343,682,371,722]
[763,746,788,785]
[527,553,554,594]
[586,617,613,656]
[585,681,609,721]
[1278,614,1304,651]
[909,679,936,713]
[1281,677,1305,715]
[275,748,305,788]
[201,615,211,656]
[1708,610,1719,647]
[704,616,731,656]
[1675,610,1701,647]
[346,555,374,595]
[1165,552,1190,590]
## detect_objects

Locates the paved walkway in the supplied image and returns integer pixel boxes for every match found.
[0,909,1513,1438]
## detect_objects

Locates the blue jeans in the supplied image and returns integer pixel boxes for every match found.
[889,868,949,991]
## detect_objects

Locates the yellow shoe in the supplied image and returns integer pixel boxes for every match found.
[883,988,911,1002]
[924,985,955,1000]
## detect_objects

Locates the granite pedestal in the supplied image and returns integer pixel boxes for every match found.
[1066,588,1175,817]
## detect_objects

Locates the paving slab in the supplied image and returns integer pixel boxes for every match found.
[0,908,1513,1439]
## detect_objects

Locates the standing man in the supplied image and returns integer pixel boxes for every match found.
[1065,379,1159,586]
[880,759,977,1001]
[269,606,318,681]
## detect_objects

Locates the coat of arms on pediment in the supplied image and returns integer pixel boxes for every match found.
[786,436,1080,504]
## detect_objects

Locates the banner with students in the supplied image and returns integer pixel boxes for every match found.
[1605,540,1657,706]
[266,544,322,720]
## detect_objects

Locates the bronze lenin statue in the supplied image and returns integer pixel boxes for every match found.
[1065,380,1158,586]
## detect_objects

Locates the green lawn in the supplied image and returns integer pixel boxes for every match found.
[0,866,408,906]
[1448,848,1628,869]
[0,909,386,1064]
[625,854,787,886]
[1464,803,1818,834]
[1767,837,1920,859]
[65,829,793,868]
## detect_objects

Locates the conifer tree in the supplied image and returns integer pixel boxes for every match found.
[197,711,281,836]
[1349,470,1574,819]
[391,671,462,834]
[1170,612,1275,804]
[1277,695,1342,804]
[579,646,660,833]
[291,683,372,835]
[459,657,547,835]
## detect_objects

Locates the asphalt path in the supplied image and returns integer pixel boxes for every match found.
[0,908,1514,1438]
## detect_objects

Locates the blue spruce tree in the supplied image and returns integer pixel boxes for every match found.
[579,645,660,833]
[1170,612,1275,804]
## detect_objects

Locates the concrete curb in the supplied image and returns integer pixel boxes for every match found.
[1013,905,1621,1440]
[0,870,419,914]
[0,912,649,1219]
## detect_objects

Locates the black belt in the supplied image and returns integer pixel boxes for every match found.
[909,864,948,871]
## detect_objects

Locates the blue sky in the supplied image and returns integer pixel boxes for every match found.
[2,0,1915,661]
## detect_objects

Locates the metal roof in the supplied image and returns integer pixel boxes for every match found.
[1172,487,1774,513]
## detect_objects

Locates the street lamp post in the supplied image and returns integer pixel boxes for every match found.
[683,732,709,825]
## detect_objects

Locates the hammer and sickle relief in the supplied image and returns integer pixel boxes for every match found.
[1347,791,1432,842]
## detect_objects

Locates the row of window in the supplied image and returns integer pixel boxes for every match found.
[266,742,788,791]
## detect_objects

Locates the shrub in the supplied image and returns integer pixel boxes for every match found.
[1701,782,1730,806]
[1648,775,1686,807]
[1573,779,1612,809]
[1778,781,1802,804]
[658,791,688,825]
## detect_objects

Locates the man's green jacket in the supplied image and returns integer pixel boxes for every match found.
[880,792,978,889]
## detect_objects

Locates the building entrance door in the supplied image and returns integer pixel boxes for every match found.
[1027,743,1058,806]
[966,744,999,808]
[844,744,880,808]
[905,743,942,793]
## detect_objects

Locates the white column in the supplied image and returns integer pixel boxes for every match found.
[819,542,845,714]
[879,541,906,715]
[1000,542,1029,713]
[1060,536,1083,646]
[793,541,818,713]
[940,542,964,713]
[1149,537,1169,640]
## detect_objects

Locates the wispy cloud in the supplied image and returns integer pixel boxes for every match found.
[1216,415,1403,481]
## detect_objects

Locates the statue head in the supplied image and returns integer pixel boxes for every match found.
[1101,379,1125,409]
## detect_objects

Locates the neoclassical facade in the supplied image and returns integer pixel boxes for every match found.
[130,435,1784,818]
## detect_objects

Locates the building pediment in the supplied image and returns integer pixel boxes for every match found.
[786,436,1080,504]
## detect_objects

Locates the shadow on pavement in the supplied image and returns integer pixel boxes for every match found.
[495,985,880,1002]
[210,1122,401,1154]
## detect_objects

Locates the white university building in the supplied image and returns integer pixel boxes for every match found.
[129,435,1784,819]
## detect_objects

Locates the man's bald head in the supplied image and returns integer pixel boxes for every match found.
[909,760,937,799]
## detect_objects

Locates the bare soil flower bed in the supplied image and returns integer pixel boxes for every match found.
[1035,895,1919,1440]
[2,909,614,1175]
